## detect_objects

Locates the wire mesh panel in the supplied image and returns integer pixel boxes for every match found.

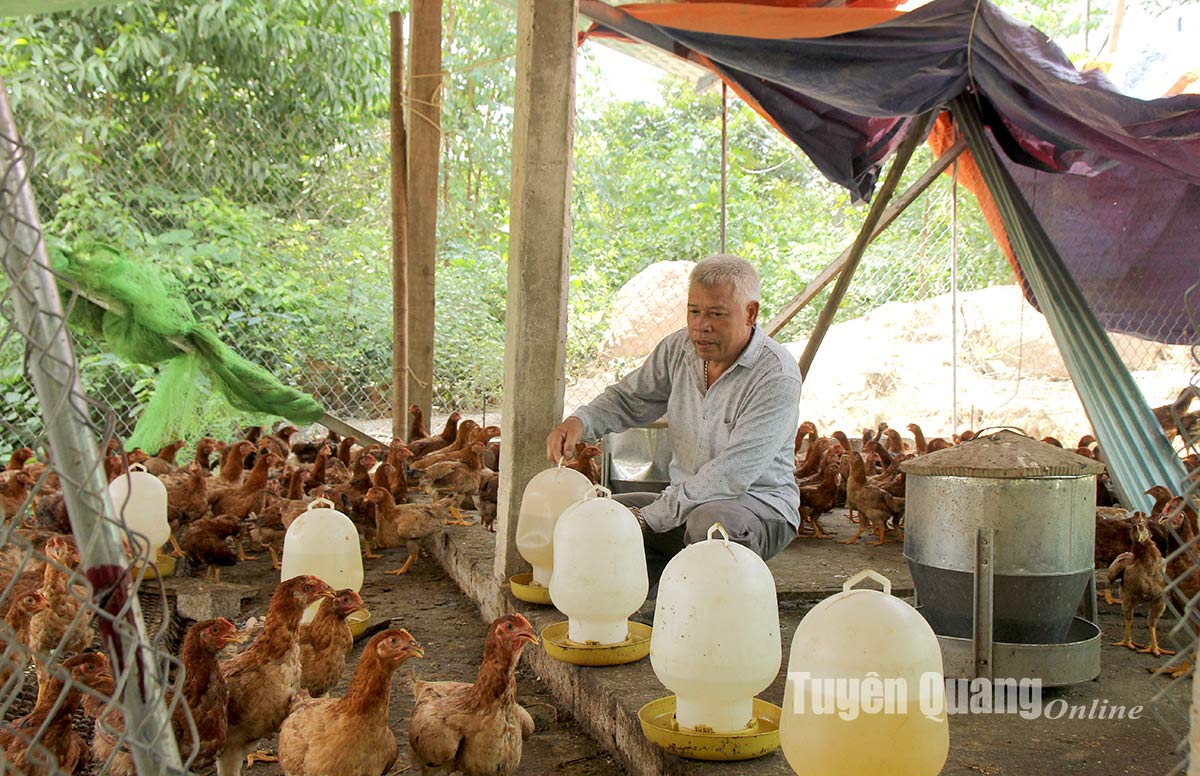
[1147,276,1200,776]
[563,158,1195,448]
[1,78,188,775]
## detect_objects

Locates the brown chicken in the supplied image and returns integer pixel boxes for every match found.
[0,651,110,776]
[409,613,539,776]
[91,618,240,776]
[176,618,241,767]
[279,628,424,776]
[217,575,335,776]
[411,420,481,471]
[478,470,499,533]
[30,535,95,683]
[1154,497,1200,677]
[216,440,256,487]
[798,455,840,540]
[1,590,46,688]
[565,443,602,484]
[420,443,488,527]
[1108,512,1173,656]
[407,412,462,460]
[181,514,244,582]
[409,403,430,442]
[210,452,279,520]
[5,446,34,471]
[143,439,187,476]
[839,452,905,546]
[299,588,366,697]
[193,437,225,471]
[365,487,455,575]
[0,469,34,521]
[161,461,212,558]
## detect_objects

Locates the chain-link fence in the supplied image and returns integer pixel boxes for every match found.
[563,153,1196,450]
[1148,276,1200,776]
[1,77,188,775]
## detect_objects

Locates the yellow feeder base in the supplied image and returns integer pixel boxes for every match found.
[540,620,651,666]
[509,573,553,605]
[131,553,176,581]
[347,607,371,639]
[638,695,782,761]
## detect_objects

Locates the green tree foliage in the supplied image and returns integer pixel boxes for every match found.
[2,0,389,229]
[0,0,1091,447]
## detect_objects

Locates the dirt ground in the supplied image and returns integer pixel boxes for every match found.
[204,545,625,776]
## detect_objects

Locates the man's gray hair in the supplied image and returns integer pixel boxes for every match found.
[689,254,761,305]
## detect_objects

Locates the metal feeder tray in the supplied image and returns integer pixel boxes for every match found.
[509,572,553,605]
[638,695,781,761]
[540,620,651,666]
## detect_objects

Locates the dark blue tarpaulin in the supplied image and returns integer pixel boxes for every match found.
[585,0,1200,344]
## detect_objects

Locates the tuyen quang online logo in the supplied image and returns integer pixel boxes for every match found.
[787,673,1143,722]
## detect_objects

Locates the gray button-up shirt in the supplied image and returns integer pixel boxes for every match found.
[571,327,802,532]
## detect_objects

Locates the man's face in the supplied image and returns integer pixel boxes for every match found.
[687,282,759,365]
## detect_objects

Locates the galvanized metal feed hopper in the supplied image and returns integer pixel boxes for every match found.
[901,431,1104,684]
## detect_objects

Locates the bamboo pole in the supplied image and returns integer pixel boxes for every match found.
[406,0,441,422]
[796,112,935,380]
[390,11,409,442]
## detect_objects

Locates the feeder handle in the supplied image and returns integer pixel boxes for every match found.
[843,569,892,595]
[129,462,148,473]
[593,484,612,499]
[308,497,335,511]
[707,522,731,546]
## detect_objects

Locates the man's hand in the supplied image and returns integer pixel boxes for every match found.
[546,416,585,464]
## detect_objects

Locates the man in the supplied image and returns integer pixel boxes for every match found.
[546,254,801,590]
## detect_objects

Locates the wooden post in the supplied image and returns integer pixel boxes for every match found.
[796,112,934,380]
[406,0,441,422]
[496,0,578,581]
[390,12,409,442]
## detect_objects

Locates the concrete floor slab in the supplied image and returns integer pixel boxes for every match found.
[428,517,1190,776]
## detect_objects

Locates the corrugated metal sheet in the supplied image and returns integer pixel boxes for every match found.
[953,95,1189,510]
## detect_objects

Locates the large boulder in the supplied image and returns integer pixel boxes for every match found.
[598,260,695,360]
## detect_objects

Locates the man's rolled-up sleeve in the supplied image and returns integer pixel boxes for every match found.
[570,337,674,440]
[638,371,801,532]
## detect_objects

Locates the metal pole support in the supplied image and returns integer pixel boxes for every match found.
[973,527,995,680]
[0,75,185,775]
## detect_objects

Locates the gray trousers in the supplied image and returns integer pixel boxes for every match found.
[614,492,796,595]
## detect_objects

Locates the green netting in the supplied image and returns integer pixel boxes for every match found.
[48,240,325,451]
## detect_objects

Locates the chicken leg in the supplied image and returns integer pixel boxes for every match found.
[1111,601,1147,651]
[443,505,474,526]
[838,524,868,546]
[246,750,278,767]
[362,538,382,560]
[168,532,187,559]
[384,554,416,576]
[1138,600,1176,657]
[865,521,890,547]
[236,539,258,562]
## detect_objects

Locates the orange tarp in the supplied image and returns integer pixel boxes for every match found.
[619,2,906,40]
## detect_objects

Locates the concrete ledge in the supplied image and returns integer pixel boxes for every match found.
[426,527,808,776]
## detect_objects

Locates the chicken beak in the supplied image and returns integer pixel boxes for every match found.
[407,643,426,659]
[320,590,337,601]
[516,630,540,646]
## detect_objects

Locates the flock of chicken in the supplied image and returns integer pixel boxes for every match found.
[795,417,1200,678]
[1,570,538,776]
[788,421,1013,544]
[0,405,575,776]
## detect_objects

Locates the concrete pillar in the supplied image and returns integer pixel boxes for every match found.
[495,0,577,581]
[406,0,441,421]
